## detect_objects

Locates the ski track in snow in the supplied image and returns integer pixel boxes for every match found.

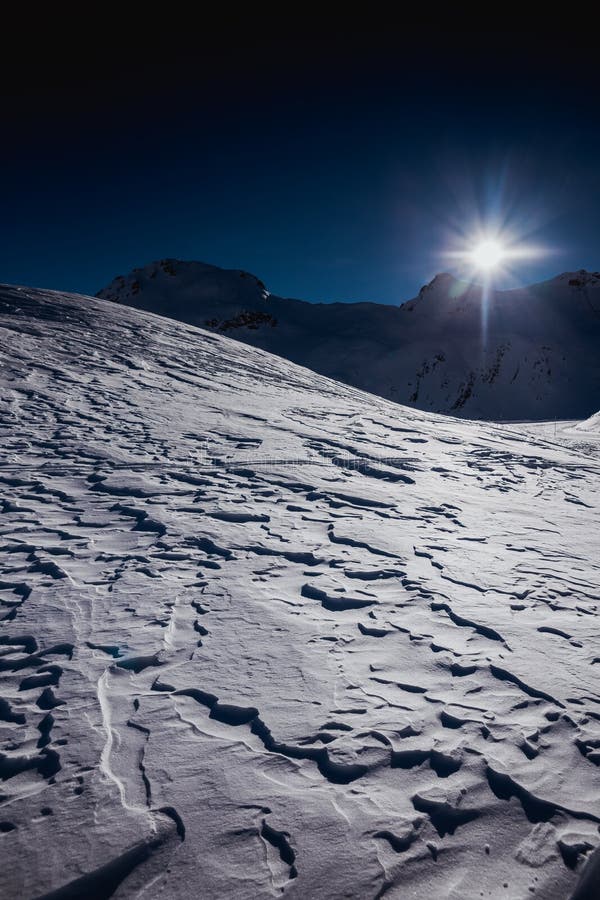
[0,285,599,899]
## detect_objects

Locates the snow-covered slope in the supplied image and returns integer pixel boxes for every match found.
[1,284,600,899]
[98,260,600,421]
[574,410,600,434]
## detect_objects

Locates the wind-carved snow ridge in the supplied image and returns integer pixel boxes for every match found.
[97,668,124,803]
[0,283,599,899]
[97,668,143,815]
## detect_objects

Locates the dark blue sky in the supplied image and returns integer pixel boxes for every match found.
[2,24,599,305]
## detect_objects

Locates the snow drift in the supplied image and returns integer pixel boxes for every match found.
[574,410,600,434]
[0,283,599,899]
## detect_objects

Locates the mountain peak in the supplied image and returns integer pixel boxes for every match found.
[420,272,457,290]
[416,272,473,301]
[551,269,600,288]
[97,258,270,308]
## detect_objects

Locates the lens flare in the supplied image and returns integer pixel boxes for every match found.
[470,240,505,270]
[443,230,547,285]
[441,229,548,351]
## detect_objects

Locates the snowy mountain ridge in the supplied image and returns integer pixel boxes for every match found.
[1,282,599,898]
[98,259,600,421]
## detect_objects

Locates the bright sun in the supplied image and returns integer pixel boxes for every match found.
[470,239,505,270]
[443,229,545,280]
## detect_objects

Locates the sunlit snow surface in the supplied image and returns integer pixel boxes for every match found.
[0,285,599,899]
